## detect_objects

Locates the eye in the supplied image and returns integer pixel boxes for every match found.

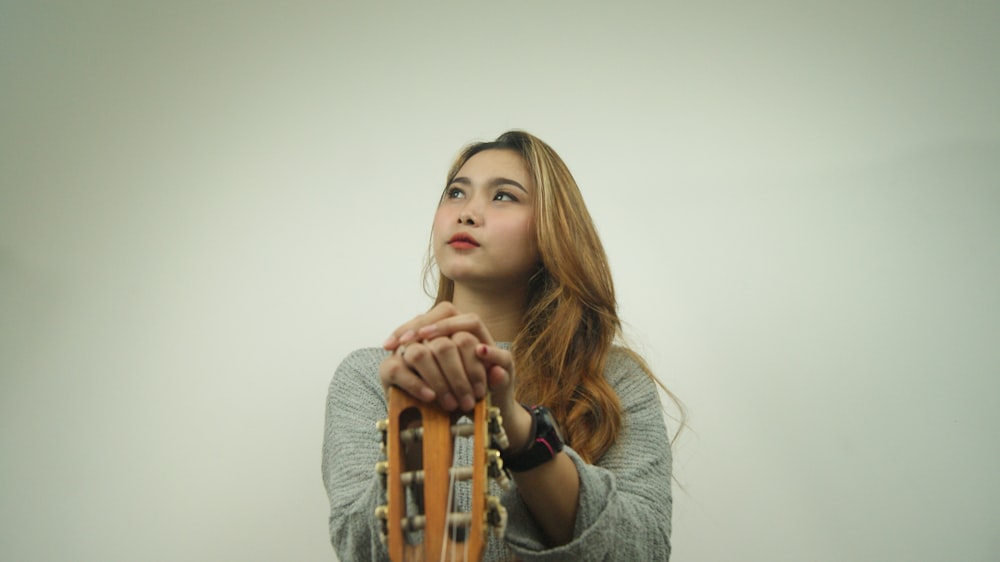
[493,190,518,202]
[445,187,465,199]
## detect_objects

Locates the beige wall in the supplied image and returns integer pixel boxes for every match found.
[2,2,998,560]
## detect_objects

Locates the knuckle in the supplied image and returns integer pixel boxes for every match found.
[408,345,429,361]
[468,366,486,382]
[429,337,456,353]
[379,357,398,375]
[452,331,477,347]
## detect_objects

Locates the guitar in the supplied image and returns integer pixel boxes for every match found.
[376,387,511,561]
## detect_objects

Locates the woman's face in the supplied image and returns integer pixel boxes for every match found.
[433,149,539,291]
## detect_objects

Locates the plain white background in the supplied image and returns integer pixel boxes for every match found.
[2,2,998,560]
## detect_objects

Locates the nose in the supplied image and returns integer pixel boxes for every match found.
[457,210,476,225]
[457,195,483,226]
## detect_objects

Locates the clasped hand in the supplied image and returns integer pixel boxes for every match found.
[379,302,516,414]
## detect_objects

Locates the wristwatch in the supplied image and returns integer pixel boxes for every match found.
[502,404,565,473]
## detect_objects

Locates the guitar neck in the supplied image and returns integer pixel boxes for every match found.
[377,388,509,562]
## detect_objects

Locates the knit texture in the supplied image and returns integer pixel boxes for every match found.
[322,346,673,561]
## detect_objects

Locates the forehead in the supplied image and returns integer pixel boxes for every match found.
[455,149,533,188]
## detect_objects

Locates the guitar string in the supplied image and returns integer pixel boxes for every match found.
[459,416,467,561]
[394,411,483,562]
[462,414,477,562]
[442,417,474,562]
[461,416,470,561]
[465,417,472,561]
[441,418,457,561]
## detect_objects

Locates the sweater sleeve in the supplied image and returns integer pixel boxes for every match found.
[323,347,674,561]
[322,348,392,562]
[501,350,674,561]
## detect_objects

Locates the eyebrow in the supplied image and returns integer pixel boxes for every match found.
[449,176,529,194]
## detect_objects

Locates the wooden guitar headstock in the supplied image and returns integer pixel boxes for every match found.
[376,387,511,561]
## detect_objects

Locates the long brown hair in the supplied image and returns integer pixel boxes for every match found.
[427,130,669,462]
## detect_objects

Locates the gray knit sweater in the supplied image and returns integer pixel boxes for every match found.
[322,346,673,561]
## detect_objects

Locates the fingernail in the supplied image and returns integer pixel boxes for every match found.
[419,387,436,401]
[399,330,415,344]
[441,393,458,411]
[477,344,488,355]
[383,336,396,348]
[460,395,475,412]
[418,324,437,336]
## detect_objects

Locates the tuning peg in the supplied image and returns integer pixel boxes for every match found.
[376,419,388,453]
[488,407,510,450]
[375,461,388,489]
[486,496,508,538]
[486,449,511,490]
[374,505,389,545]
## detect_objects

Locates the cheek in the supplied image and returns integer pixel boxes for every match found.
[525,232,540,263]
[512,217,539,260]
[432,207,451,242]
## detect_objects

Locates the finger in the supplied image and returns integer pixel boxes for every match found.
[476,345,515,404]
[453,332,488,399]
[404,343,458,411]
[427,337,475,412]
[487,364,512,390]
[383,302,459,350]
[475,344,515,373]
[416,313,496,346]
[379,356,436,403]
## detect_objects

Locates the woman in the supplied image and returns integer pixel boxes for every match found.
[323,130,676,560]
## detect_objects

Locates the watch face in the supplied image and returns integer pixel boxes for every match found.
[537,406,564,444]
[503,405,565,472]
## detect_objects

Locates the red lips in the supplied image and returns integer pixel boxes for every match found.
[448,232,480,247]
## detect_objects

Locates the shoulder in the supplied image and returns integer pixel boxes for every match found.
[604,346,653,385]
[605,346,662,409]
[330,347,391,392]
[336,347,392,372]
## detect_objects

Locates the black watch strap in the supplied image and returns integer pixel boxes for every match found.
[502,404,564,473]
